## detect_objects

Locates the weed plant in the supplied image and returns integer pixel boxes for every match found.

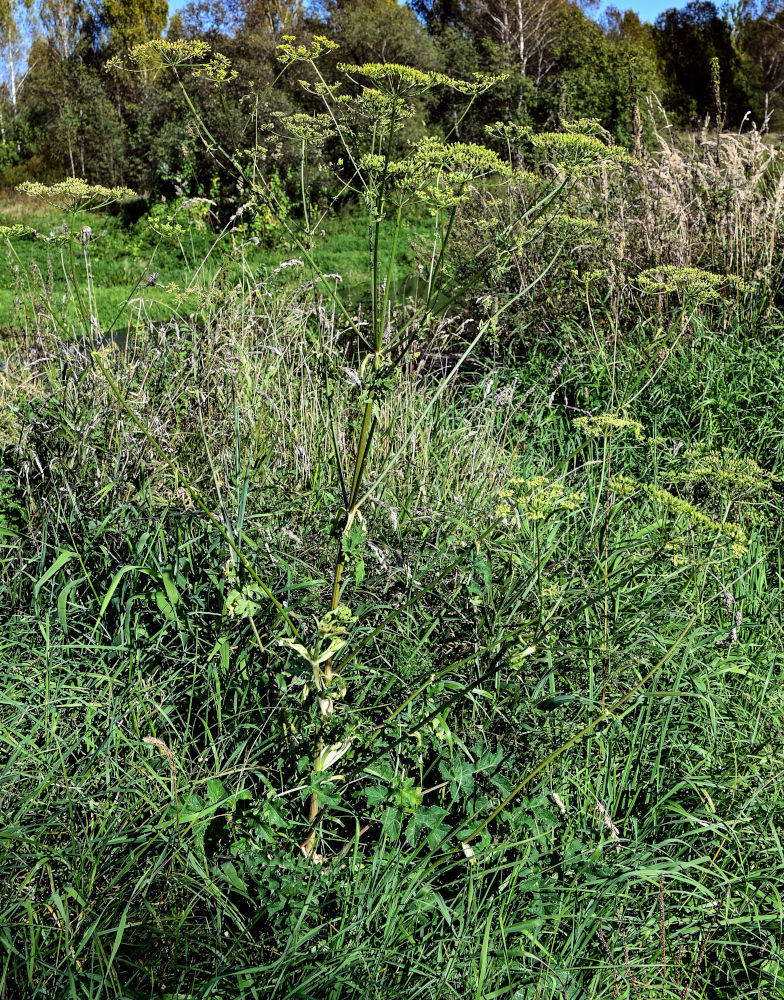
[1,40,784,1000]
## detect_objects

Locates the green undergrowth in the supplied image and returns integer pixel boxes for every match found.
[0,197,418,332]
[2,292,784,998]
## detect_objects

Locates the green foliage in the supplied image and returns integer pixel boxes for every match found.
[100,0,168,54]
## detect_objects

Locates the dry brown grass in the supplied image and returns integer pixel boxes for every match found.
[611,99,784,281]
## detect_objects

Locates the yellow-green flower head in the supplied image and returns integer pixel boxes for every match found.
[17,179,135,213]
[448,72,508,96]
[668,445,781,529]
[574,413,645,440]
[193,53,238,84]
[339,88,415,132]
[337,62,504,98]
[674,447,777,497]
[359,137,511,212]
[530,120,633,176]
[107,38,210,72]
[637,265,748,301]
[496,474,586,522]
[277,35,339,66]
[272,111,335,145]
[0,224,35,240]
[609,475,749,558]
[411,137,512,177]
[485,121,532,144]
[338,62,448,95]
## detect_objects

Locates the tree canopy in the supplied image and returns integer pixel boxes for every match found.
[2,0,783,193]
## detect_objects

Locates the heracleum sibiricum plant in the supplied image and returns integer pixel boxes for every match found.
[575,410,760,563]
[101,36,641,858]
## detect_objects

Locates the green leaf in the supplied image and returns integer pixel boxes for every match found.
[221,861,248,893]
[364,785,387,807]
[207,778,228,803]
[155,569,183,620]
[393,776,423,813]
[405,805,450,848]
[57,576,84,633]
[97,564,150,619]
[439,755,476,801]
[382,806,402,840]
[309,773,342,810]
[104,902,130,979]
[34,550,77,599]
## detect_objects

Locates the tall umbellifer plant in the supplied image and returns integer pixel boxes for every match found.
[103,37,633,857]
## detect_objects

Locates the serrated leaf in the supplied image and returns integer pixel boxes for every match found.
[439,755,476,801]
[475,746,504,774]
[364,785,387,807]
[308,773,342,810]
[382,806,402,840]
[207,778,228,803]
[393,777,423,813]
[405,805,449,847]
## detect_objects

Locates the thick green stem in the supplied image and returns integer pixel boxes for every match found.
[67,228,92,340]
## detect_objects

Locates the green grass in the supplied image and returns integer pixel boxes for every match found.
[2,106,784,996]
[2,278,784,997]
[0,196,418,332]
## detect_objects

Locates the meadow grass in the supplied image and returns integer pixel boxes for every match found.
[0,195,417,332]
[2,278,784,998]
[2,46,784,1000]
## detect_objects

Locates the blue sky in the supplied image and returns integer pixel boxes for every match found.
[602,0,670,21]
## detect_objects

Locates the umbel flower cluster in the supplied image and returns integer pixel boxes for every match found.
[17,179,135,213]
[359,137,513,213]
[637,264,749,300]
[610,475,749,559]
[574,413,645,439]
[106,37,210,71]
[495,474,586,522]
[572,412,759,561]
[337,62,505,97]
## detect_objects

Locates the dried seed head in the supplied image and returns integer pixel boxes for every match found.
[596,797,621,852]
[143,736,176,774]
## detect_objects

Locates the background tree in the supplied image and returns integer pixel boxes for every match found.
[327,0,439,67]
[1,0,779,190]
[732,0,784,124]
[654,1,761,122]
[99,0,167,54]
[462,0,570,86]
[37,0,82,57]
[1,0,35,109]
